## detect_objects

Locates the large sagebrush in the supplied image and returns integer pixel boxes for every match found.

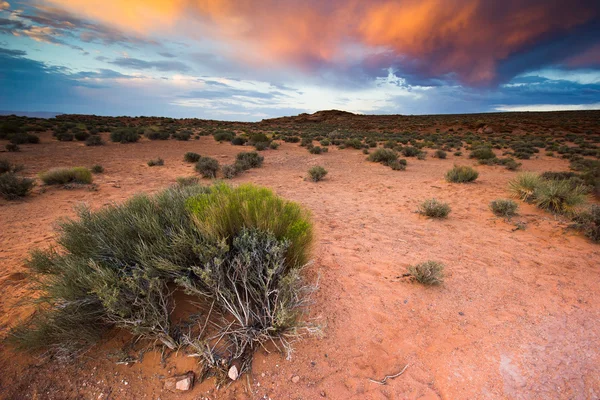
[11,183,314,381]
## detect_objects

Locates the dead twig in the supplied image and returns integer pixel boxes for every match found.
[368,364,409,385]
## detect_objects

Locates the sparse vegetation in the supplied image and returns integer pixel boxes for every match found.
[90,165,104,174]
[195,157,219,178]
[110,128,139,143]
[39,167,93,185]
[572,205,600,242]
[445,165,479,183]
[308,166,328,182]
[418,199,451,218]
[0,165,35,199]
[184,152,201,163]
[147,157,164,167]
[490,199,518,218]
[85,135,104,146]
[407,261,445,286]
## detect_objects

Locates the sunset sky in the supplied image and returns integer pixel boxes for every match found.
[1,0,600,121]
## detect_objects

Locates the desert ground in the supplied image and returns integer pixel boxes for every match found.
[1,112,599,399]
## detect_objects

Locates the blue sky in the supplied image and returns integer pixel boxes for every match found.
[1,0,600,121]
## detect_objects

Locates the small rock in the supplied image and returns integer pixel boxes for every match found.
[164,371,195,392]
[320,391,327,397]
[458,312,465,316]
[228,365,239,381]
[291,375,300,384]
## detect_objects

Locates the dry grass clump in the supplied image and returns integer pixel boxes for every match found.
[417,198,451,218]
[407,261,445,286]
[445,165,478,183]
[147,157,164,167]
[508,172,542,201]
[11,183,314,382]
[39,167,93,185]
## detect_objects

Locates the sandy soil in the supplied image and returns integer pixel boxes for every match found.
[1,133,599,400]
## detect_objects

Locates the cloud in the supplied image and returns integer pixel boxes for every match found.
[495,103,600,112]
[0,2,9,11]
[158,51,176,58]
[37,0,600,86]
[109,57,190,72]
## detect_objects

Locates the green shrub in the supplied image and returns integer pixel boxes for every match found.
[0,159,23,174]
[110,128,139,143]
[309,146,324,154]
[489,199,518,218]
[470,146,495,160]
[236,151,264,169]
[401,146,420,157]
[345,138,362,149]
[533,179,587,214]
[184,152,201,163]
[407,261,444,285]
[56,132,74,142]
[231,136,247,146]
[0,173,35,200]
[368,148,398,165]
[172,131,191,141]
[249,132,269,144]
[147,158,164,167]
[74,131,90,141]
[418,199,451,218]
[146,130,170,140]
[434,150,447,159]
[213,131,235,142]
[90,165,104,174]
[454,151,462,156]
[389,160,406,170]
[85,135,104,146]
[195,157,219,178]
[269,141,280,150]
[308,166,327,182]
[254,142,269,151]
[39,167,93,185]
[572,205,600,242]
[11,184,313,381]
[508,172,543,201]
[320,139,330,146]
[445,165,478,183]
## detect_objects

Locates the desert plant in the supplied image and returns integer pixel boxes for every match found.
[147,158,164,167]
[0,159,23,174]
[470,146,495,160]
[11,183,314,382]
[254,142,269,151]
[222,163,244,179]
[39,167,93,185]
[85,135,104,146]
[401,146,420,157]
[389,160,407,170]
[418,199,451,218]
[434,150,447,159]
[6,143,20,152]
[508,172,543,201]
[368,148,398,165]
[172,131,191,141]
[308,166,327,182]
[231,136,247,146]
[110,128,139,143]
[309,146,324,154]
[0,173,35,200]
[195,157,219,178]
[213,131,235,142]
[90,165,104,174]
[176,176,200,186]
[74,131,90,141]
[533,179,587,214]
[236,151,264,169]
[445,165,479,183]
[407,261,444,285]
[55,132,74,142]
[572,205,600,242]
[269,142,280,150]
[489,199,518,218]
[184,152,201,163]
[10,133,39,145]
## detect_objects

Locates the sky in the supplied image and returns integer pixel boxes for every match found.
[0,0,599,121]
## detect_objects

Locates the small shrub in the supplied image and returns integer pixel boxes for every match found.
[56,132,74,142]
[10,133,39,144]
[184,152,201,163]
[434,150,447,159]
[389,160,406,170]
[6,143,20,152]
[401,146,420,157]
[146,130,170,140]
[269,142,280,150]
[236,151,264,170]
[572,205,600,242]
[0,159,23,174]
[110,128,139,143]
[308,166,328,182]
[417,151,427,160]
[213,131,235,142]
[445,165,479,183]
[254,142,269,151]
[407,261,444,285]
[85,135,104,146]
[502,158,521,171]
[470,146,495,160]
[147,158,164,167]
[309,146,324,154]
[74,131,90,141]
[195,157,219,178]
[172,131,191,141]
[418,199,451,218]
[489,199,518,218]
[231,136,247,146]
[222,163,244,179]
[454,151,462,156]
[0,173,35,200]
[368,148,398,165]
[90,165,104,174]
[39,167,93,185]
[249,133,269,144]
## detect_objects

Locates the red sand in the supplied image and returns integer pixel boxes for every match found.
[1,133,599,399]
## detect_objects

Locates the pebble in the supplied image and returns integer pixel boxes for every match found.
[291,375,300,384]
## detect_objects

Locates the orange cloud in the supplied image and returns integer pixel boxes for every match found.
[39,0,600,84]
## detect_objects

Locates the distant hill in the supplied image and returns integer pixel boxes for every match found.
[0,111,63,119]
[262,109,357,124]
